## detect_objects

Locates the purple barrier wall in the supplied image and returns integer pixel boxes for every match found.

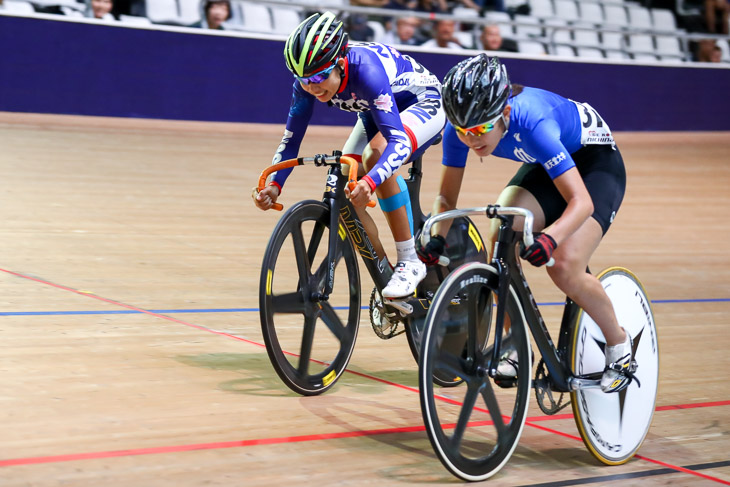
[1,14,729,131]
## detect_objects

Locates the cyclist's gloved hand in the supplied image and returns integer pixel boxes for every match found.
[417,234,446,266]
[520,233,557,267]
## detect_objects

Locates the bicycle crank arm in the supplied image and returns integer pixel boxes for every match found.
[569,377,602,390]
[384,298,414,315]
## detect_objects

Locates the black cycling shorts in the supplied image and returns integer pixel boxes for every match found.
[507,144,626,235]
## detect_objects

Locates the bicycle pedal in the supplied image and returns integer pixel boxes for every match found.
[384,298,413,315]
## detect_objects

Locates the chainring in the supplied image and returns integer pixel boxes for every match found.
[534,358,571,415]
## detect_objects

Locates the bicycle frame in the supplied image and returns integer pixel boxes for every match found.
[421,205,596,393]
[257,152,430,310]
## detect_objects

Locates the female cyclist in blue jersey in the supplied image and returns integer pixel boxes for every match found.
[254,11,446,299]
[418,54,633,393]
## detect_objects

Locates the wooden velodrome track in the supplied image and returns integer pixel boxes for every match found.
[0,111,728,486]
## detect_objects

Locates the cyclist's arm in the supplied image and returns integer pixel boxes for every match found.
[430,122,469,237]
[269,82,315,192]
[527,119,593,245]
[357,65,413,191]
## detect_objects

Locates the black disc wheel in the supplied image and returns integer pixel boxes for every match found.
[406,216,488,388]
[260,201,360,396]
[419,263,532,481]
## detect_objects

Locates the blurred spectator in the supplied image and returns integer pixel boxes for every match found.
[192,0,231,30]
[695,37,719,60]
[711,43,723,61]
[421,19,464,49]
[86,0,116,20]
[482,0,505,12]
[705,0,729,34]
[350,0,389,5]
[385,0,418,9]
[381,16,423,46]
[347,14,376,41]
[414,0,449,14]
[479,23,518,52]
[453,0,505,12]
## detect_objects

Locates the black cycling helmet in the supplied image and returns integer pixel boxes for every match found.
[284,11,349,78]
[442,54,512,129]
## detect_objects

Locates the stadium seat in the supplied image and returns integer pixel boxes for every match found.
[146,0,180,24]
[601,30,626,55]
[632,53,659,61]
[119,14,153,25]
[514,14,542,39]
[528,0,555,19]
[578,2,604,24]
[627,33,655,56]
[178,0,202,25]
[2,0,35,14]
[452,6,479,19]
[454,30,475,49]
[651,8,679,32]
[543,17,572,46]
[603,5,628,28]
[576,47,605,59]
[271,7,302,35]
[518,40,548,54]
[553,0,579,22]
[655,34,685,59]
[554,44,576,56]
[605,50,630,60]
[573,24,601,48]
[627,5,653,30]
[239,1,272,33]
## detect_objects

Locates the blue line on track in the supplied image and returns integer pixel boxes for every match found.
[1,298,727,317]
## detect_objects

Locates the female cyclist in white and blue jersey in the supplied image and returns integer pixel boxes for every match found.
[417,54,633,393]
[254,11,445,299]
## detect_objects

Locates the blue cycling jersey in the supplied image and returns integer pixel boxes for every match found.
[442,87,614,179]
[272,42,441,190]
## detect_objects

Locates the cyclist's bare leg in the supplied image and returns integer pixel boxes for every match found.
[362,135,413,243]
[547,219,626,346]
[353,206,387,265]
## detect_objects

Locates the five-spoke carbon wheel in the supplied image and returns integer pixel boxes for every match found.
[419,263,532,481]
[260,201,360,396]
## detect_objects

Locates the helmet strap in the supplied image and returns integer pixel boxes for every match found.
[500,111,510,140]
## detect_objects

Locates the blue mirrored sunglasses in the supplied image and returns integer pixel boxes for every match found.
[296,64,336,85]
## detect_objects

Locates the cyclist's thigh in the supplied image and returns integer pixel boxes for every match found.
[400,97,446,160]
[341,117,369,166]
[551,217,603,273]
[491,183,546,244]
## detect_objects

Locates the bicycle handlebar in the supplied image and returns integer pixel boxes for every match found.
[255,154,376,211]
[420,206,555,267]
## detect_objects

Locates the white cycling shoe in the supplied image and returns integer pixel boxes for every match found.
[382,260,427,299]
[601,331,638,393]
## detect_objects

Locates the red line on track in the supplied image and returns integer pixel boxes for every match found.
[0,268,266,349]
[3,268,730,484]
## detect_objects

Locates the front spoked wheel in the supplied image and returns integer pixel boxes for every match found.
[260,200,360,396]
[570,267,659,464]
[420,263,532,481]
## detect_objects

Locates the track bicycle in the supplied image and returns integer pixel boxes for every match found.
[255,149,487,396]
[417,205,659,482]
